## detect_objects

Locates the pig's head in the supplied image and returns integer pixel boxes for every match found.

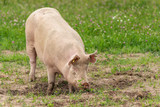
[64,51,97,90]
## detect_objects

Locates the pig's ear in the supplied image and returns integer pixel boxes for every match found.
[68,55,80,65]
[89,50,97,63]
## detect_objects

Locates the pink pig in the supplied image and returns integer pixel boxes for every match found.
[25,7,97,94]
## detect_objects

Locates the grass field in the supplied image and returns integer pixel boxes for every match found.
[0,0,160,106]
[1,0,160,53]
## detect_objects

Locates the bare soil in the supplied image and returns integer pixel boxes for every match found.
[0,52,160,106]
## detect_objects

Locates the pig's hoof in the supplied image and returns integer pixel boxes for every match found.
[69,88,73,93]
[47,83,54,95]
[47,88,53,95]
[29,75,36,82]
[47,90,53,95]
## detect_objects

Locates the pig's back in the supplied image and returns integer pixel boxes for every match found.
[26,8,84,63]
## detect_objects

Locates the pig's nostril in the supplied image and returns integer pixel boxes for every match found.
[82,82,89,89]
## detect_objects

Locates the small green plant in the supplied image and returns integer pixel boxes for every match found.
[47,103,54,107]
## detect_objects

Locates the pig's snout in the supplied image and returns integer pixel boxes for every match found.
[82,82,89,89]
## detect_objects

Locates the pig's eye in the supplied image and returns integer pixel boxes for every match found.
[73,67,78,71]
[72,72,76,75]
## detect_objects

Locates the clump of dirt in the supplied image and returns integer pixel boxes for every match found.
[71,98,86,104]
[56,80,68,88]
[109,77,137,89]
[23,80,69,95]
[0,90,5,94]
[52,101,64,107]
[56,80,69,93]
[89,76,137,91]
[114,71,142,77]
[108,90,118,96]
[0,83,48,96]
[29,83,48,95]
[24,81,69,95]
[108,90,150,101]
[114,70,154,80]
[7,89,21,95]
[125,91,150,99]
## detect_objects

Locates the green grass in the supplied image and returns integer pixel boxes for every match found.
[100,53,160,67]
[1,0,160,106]
[0,0,160,53]
[0,54,29,63]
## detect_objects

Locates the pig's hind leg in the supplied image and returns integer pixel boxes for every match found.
[47,66,57,95]
[27,45,37,82]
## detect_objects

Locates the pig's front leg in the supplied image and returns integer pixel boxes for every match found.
[68,83,75,93]
[47,66,57,95]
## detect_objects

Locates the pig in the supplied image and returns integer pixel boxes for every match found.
[25,7,97,94]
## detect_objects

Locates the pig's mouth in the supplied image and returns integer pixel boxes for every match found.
[74,82,90,91]
[82,82,89,89]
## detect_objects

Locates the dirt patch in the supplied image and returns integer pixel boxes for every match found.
[1,50,26,55]
[97,53,107,61]
[1,50,14,55]
[119,53,146,59]
[124,91,150,99]
[109,77,137,89]
[27,83,48,95]
[0,81,69,96]
[114,70,155,80]
[1,53,160,106]
[106,53,146,60]
[114,71,142,77]
[107,90,151,104]
[0,76,72,96]
[90,71,140,90]
[52,101,64,107]
[0,90,5,94]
